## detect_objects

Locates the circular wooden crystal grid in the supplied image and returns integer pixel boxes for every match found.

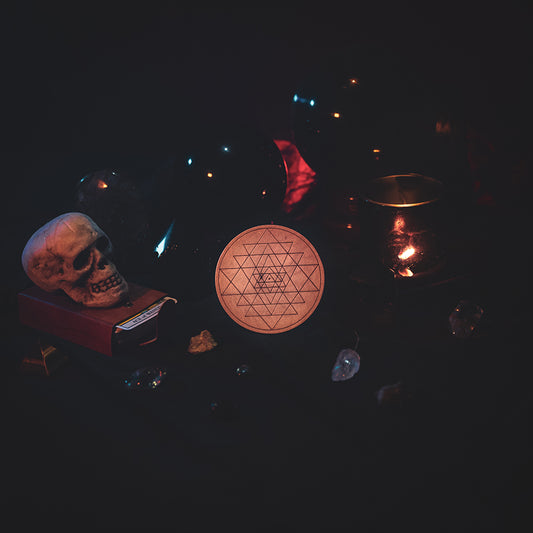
[215,225,325,333]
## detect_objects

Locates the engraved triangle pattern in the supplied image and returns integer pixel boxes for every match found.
[215,225,324,333]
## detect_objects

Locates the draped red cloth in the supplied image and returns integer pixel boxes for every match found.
[273,139,317,214]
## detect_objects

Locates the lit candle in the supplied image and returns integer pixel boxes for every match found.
[398,246,416,261]
[397,267,414,277]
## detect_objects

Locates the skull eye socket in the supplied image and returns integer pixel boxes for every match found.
[73,248,91,270]
[73,236,110,270]
[95,235,110,252]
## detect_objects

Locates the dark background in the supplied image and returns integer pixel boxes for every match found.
[2,4,531,529]
[2,4,531,259]
[3,5,531,152]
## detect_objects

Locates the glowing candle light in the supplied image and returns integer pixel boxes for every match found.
[364,174,444,278]
[398,267,414,277]
[393,215,405,232]
[398,246,416,260]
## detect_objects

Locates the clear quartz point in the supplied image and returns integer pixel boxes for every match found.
[449,300,484,338]
[123,367,167,390]
[331,348,360,382]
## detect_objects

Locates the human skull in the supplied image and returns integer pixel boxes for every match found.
[22,212,129,307]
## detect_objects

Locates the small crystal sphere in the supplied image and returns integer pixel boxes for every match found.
[235,364,251,376]
[123,367,167,390]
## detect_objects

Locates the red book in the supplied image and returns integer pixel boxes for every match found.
[18,283,176,356]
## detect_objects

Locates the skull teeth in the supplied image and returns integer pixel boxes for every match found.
[91,273,122,293]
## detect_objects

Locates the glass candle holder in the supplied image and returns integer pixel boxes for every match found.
[362,173,444,278]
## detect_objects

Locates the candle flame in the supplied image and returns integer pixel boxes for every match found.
[398,267,414,277]
[398,246,416,260]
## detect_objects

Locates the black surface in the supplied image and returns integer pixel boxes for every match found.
[2,5,531,530]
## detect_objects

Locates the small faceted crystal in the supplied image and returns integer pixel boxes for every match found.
[331,348,360,382]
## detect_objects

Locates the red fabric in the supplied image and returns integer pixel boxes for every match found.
[274,139,317,213]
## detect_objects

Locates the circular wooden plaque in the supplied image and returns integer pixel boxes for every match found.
[215,225,325,333]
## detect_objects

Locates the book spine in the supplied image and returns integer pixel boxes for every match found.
[17,293,114,356]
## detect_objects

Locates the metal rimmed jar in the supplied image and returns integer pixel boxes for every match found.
[362,173,445,278]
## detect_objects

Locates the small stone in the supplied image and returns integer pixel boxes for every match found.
[331,348,360,382]
[187,329,218,354]
[235,364,251,376]
[376,381,407,406]
[449,300,483,338]
[123,367,167,390]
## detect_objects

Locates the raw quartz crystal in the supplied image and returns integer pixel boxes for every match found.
[187,329,218,354]
[449,300,484,338]
[331,348,361,382]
